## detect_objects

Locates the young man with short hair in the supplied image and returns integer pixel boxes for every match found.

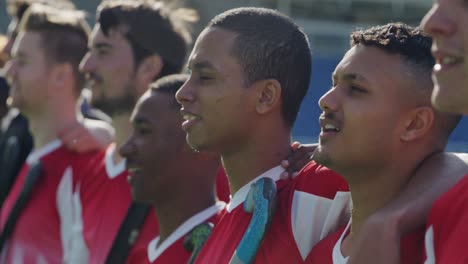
[0,4,105,262]
[120,74,225,263]
[0,0,113,210]
[342,2,468,262]
[177,7,350,263]
[305,23,460,264]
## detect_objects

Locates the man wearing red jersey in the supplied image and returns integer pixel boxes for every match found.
[120,74,225,263]
[421,1,468,263]
[0,4,108,262]
[78,1,229,263]
[332,1,468,262]
[305,23,460,264]
[0,0,114,212]
[176,7,350,263]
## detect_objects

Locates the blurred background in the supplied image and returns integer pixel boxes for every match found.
[2,0,467,151]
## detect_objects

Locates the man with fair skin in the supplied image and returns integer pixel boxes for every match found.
[420,1,468,262]
[3,0,114,151]
[120,74,225,263]
[177,7,350,263]
[79,1,228,262]
[0,4,110,262]
[305,23,460,263]
[0,0,113,210]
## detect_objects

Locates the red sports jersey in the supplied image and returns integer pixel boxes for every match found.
[215,168,230,203]
[0,140,103,263]
[85,143,159,264]
[0,141,159,264]
[194,162,350,264]
[306,221,424,263]
[424,174,468,264]
[128,202,225,263]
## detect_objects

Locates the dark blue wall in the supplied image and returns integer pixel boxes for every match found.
[292,55,468,152]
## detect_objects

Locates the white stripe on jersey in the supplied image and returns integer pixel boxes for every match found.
[424,225,435,264]
[291,190,351,260]
[57,166,89,264]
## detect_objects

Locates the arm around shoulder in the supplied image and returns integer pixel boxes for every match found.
[348,152,468,264]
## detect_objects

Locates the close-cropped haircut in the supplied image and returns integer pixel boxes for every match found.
[97,0,197,79]
[150,73,188,109]
[351,23,434,82]
[18,3,89,93]
[208,7,312,128]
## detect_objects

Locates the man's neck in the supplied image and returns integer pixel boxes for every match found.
[28,107,79,150]
[154,178,217,243]
[340,159,421,256]
[222,128,292,195]
[110,112,132,164]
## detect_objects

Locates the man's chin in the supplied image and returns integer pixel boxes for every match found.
[92,97,136,117]
[312,148,332,167]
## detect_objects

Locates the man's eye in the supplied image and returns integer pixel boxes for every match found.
[137,127,151,135]
[350,85,367,94]
[199,76,213,81]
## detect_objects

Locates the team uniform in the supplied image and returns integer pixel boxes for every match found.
[128,202,225,264]
[90,144,229,263]
[0,139,103,263]
[194,161,351,264]
[424,175,468,264]
[85,143,159,264]
[215,168,230,203]
[89,144,228,263]
[305,221,424,264]
[0,141,159,263]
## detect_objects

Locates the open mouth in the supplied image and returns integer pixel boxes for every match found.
[433,53,464,73]
[180,110,201,131]
[322,123,340,133]
[439,56,464,66]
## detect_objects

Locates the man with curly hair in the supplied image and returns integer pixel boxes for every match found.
[305,22,461,263]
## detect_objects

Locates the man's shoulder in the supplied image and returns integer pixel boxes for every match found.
[441,174,468,200]
[293,161,349,199]
[42,146,105,169]
[429,174,468,224]
[38,146,108,186]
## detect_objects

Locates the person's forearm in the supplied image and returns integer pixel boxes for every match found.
[384,152,468,233]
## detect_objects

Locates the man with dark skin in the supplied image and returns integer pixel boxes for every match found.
[120,74,225,263]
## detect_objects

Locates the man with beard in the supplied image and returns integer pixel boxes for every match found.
[79,0,229,262]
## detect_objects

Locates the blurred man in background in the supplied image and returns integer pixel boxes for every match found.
[0,4,107,262]
[79,1,228,262]
[0,0,114,209]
